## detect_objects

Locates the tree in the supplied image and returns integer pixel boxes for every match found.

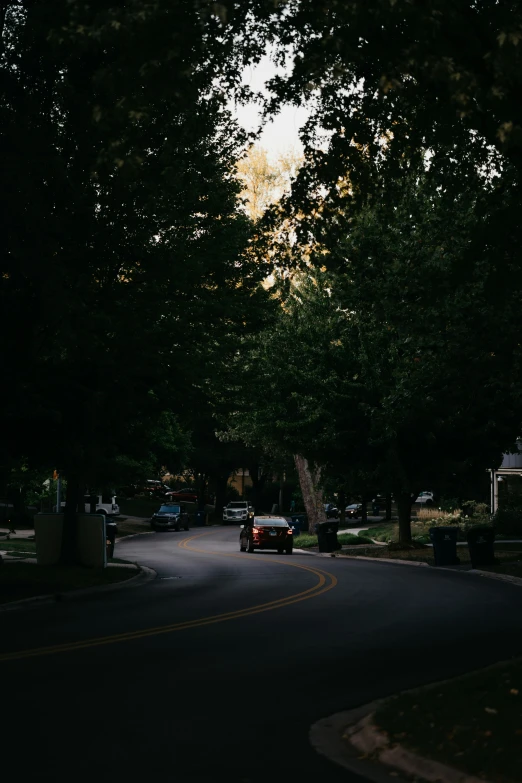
[236,144,303,222]
[230,1,522,176]
[0,1,261,561]
[329,168,522,542]
[225,273,367,532]
[229,161,522,543]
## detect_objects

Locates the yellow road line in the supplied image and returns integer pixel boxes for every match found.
[0,528,337,663]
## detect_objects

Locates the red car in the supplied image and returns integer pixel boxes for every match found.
[165,488,198,503]
[239,517,293,554]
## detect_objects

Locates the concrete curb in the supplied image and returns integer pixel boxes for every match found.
[312,657,521,781]
[310,658,514,783]
[295,548,522,586]
[344,710,486,783]
[0,564,157,613]
[466,568,522,587]
[310,702,401,783]
[115,531,155,543]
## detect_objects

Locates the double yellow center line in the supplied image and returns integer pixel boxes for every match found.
[0,529,338,662]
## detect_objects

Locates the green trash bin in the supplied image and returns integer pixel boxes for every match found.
[467,526,495,568]
[429,526,460,566]
[314,521,339,553]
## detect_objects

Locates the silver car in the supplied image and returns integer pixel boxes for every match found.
[223,501,254,524]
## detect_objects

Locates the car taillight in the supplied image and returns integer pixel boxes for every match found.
[287,528,293,534]
[253,527,263,534]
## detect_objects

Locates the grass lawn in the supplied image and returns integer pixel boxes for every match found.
[0,539,36,557]
[294,532,376,548]
[338,543,522,575]
[0,561,138,604]
[373,657,522,783]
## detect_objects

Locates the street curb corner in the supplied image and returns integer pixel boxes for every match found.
[311,704,488,783]
[0,563,157,613]
[309,703,403,783]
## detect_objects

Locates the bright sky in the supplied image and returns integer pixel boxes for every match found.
[233,55,308,160]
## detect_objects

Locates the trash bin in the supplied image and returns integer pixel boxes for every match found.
[467,526,495,568]
[314,521,339,553]
[429,526,460,566]
[195,511,206,527]
[291,514,306,534]
[106,521,117,559]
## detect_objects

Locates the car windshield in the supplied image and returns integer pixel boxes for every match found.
[159,505,180,513]
[228,502,247,508]
[255,519,288,527]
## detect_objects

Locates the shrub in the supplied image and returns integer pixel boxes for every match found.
[416,507,462,521]
[492,508,522,537]
[438,497,461,513]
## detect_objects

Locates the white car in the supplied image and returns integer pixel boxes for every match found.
[223,501,254,524]
[55,494,120,516]
[415,491,434,504]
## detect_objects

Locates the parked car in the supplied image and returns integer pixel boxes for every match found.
[415,491,434,505]
[165,488,198,503]
[324,503,339,519]
[345,503,363,519]
[223,501,254,524]
[55,494,120,516]
[151,503,190,531]
[239,516,293,554]
[120,481,170,498]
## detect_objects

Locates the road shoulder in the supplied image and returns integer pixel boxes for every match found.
[0,560,157,613]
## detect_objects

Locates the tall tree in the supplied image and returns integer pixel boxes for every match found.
[0,1,259,560]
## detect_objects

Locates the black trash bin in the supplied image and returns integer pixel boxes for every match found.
[429,526,460,566]
[105,520,117,559]
[315,521,340,553]
[195,510,206,527]
[467,526,495,568]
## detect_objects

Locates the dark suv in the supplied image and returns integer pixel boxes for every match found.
[151,503,190,531]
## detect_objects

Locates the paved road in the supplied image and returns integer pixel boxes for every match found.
[2,527,522,782]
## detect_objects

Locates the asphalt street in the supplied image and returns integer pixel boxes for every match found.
[2,526,522,782]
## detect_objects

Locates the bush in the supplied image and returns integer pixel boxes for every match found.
[492,508,522,537]
[438,497,461,513]
[416,507,462,521]
[293,533,318,548]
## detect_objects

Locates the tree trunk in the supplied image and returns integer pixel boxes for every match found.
[293,454,326,533]
[213,472,230,519]
[396,492,413,545]
[247,461,268,514]
[195,473,208,510]
[360,493,368,524]
[61,476,81,564]
[385,493,392,521]
[338,489,346,526]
